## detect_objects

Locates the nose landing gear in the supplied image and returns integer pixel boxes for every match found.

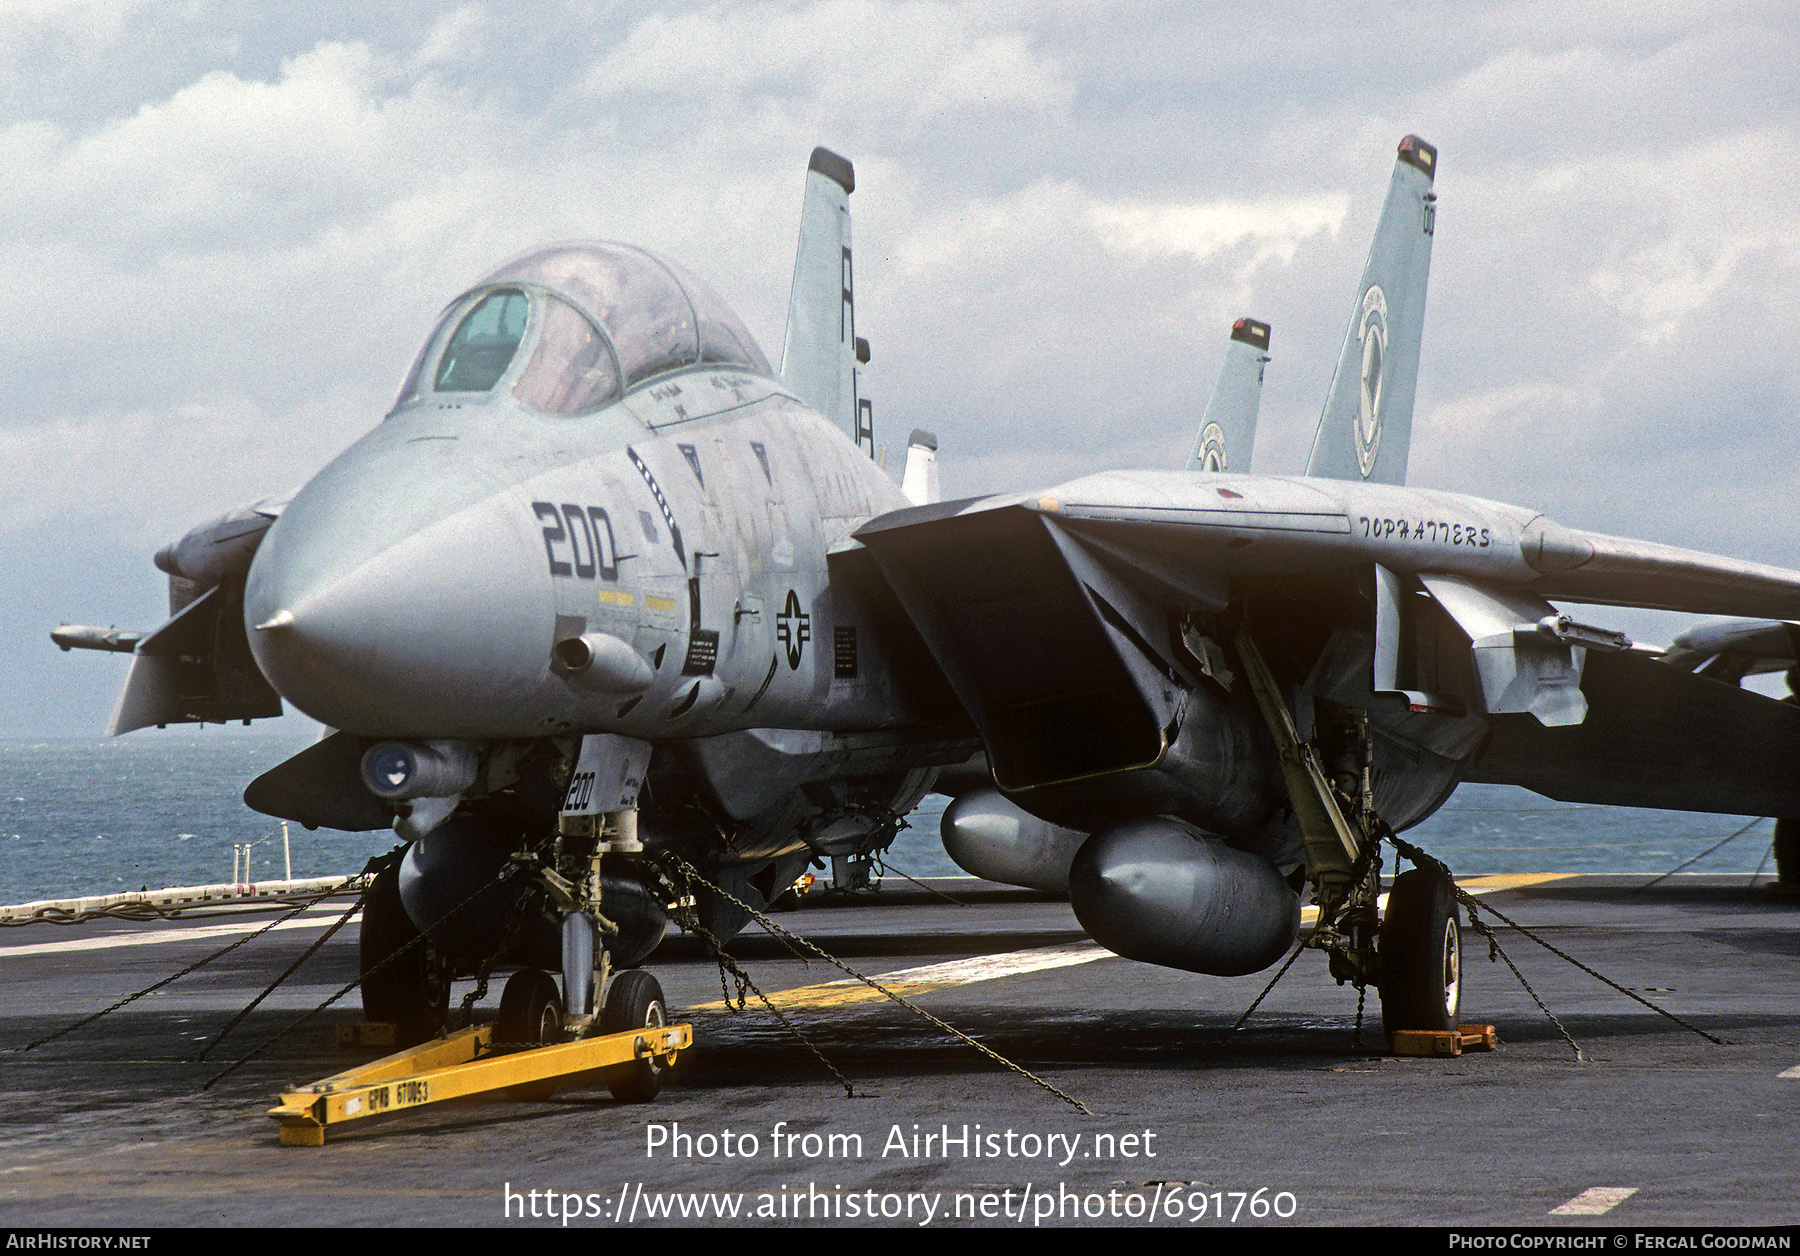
[286,802,686,1145]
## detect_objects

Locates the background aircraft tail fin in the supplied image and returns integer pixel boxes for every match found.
[901,429,940,506]
[1185,318,1270,472]
[1304,135,1437,485]
[780,147,872,455]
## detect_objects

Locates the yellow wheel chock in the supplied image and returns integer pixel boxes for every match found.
[268,1019,692,1146]
[1389,1024,1498,1057]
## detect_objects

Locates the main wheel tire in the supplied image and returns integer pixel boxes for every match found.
[360,857,451,1047]
[1378,868,1462,1037]
[600,970,668,1103]
[495,969,567,1101]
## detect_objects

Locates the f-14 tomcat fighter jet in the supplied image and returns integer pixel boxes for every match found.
[61,140,1800,1060]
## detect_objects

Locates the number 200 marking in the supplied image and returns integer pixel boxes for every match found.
[563,770,596,812]
[533,501,619,580]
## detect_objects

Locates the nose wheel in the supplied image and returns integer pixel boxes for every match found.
[599,970,669,1103]
[494,969,569,1100]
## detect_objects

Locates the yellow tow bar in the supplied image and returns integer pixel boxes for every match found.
[268,1020,693,1146]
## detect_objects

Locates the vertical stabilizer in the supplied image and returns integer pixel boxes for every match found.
[1186,318,1270,472]
[1304,135,1437,485]
[901,429,940,506]
[780,147,868,453]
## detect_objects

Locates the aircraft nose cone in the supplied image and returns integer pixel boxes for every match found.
[244,441,555,736]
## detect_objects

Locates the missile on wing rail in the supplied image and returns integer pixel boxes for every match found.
[51,625,143,654]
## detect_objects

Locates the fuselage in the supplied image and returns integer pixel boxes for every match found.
[244,244,912,742]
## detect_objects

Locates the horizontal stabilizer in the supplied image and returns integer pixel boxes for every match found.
[1469,650,1800,816]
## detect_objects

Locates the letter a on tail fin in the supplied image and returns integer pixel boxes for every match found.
[1186,318,1270,472]
[1305,135,1437,486]
[780,147,869,454]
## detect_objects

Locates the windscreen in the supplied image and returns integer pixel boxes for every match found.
[434,289,530,392]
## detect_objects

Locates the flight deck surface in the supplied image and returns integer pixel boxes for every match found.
[1,876,1795,1229]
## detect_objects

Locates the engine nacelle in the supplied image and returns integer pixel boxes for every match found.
[154,497,283,596]
[1068,817,1298,976]
[940,787,1086,893]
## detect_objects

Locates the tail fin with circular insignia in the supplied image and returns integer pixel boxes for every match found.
[1185,318,1270,472]
[1304,135,1437,485]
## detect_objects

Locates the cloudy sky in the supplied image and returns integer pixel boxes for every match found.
[5,0,1797,736]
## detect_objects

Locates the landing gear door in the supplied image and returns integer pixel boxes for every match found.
[561,734,653,818]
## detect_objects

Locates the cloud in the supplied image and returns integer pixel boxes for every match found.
[1090,194,1348,270]
[0,384,388,544]
[0,0,148,41]
[3,1,1799,736]
[410,1,485,71]
[583,0,1070,132]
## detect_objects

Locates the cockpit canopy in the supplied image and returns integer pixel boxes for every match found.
[395,242,771,415]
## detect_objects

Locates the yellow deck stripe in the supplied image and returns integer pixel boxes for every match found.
[1297,871,1571,928]
[1455,872,1577,890]
[690,943,1108,1012]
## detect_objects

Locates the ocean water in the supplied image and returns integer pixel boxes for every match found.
[0,732,391,904]
[0,733,1782,906]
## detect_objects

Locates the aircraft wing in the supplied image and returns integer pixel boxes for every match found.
[853,472,1800,814]
[861,471,1800,619]
[1510,527,1800,619]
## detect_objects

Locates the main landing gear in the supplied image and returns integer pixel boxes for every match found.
[359,854,451,1047]
[1235,631,1470,1046]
